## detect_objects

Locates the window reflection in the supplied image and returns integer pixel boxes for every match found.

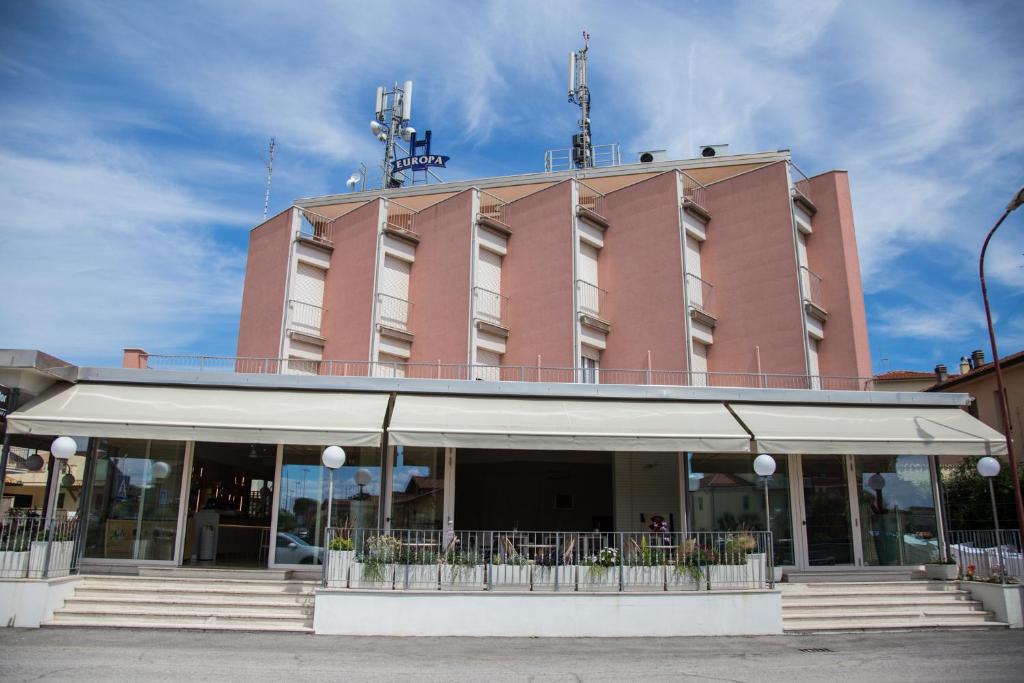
[390,446,444,530]
[856,455,938,565]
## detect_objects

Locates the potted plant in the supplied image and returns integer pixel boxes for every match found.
[28,527,76,579]
[708,532,757,589]
[623,537,666,591]
[489,543,531,591]
[925,556,959,581]
[351,534,400,589]
[396,545,440,590]
[669,539,712,591]
[325,536,354,587]
[439,547,484,588]
[578,546,620,591]
[0,533,30,578]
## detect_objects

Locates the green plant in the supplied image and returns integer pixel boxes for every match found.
[360,535,402,582]
[721,532,757,564]
[328,536,354,552]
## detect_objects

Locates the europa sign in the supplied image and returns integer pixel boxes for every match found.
[391,129,449,175]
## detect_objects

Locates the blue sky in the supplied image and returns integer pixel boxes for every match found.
[1,0,1022,374]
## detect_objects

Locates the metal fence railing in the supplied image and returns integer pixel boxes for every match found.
[297,207,333,245]
[321,528,773,592]
[789,162,813,207]
[477,190,510,228]
[287,299,325,335]
[472,287,509,328]
[681,171,709,216]
[800,266,826,312]
[0,516,79,580]
[544,144,621,172]
[385,200,418,235]
[377,293,413,332]
[947,529,1022,584]
[576,279,607,319]
[576,180,606,216]
[685,273,715,319]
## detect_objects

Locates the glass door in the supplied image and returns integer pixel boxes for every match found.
[798,455,857,568]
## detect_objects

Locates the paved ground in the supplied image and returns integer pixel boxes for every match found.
[1,628,1022,682]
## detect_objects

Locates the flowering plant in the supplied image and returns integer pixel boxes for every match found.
[965,564,976,580]
[583,546,619,568]
[648,516,669,533]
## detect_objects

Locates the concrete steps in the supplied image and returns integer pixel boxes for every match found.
[782,581,1008,633]
[45,574,316,632]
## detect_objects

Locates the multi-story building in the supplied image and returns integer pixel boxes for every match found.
[235,151,872,389]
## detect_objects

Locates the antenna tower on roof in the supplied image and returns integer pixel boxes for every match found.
[568,30,594,169]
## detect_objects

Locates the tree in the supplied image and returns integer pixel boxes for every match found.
[942,456,1023,530]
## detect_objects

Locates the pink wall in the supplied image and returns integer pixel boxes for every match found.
[407,190,473,366]
[321,200,382,368]
[600,172,688,371]
[807,171,873,379]
[702,162,807,376]
[502,181,576,369]
[236,209,292,359]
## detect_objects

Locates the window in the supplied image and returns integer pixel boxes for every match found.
[581,356,599,384]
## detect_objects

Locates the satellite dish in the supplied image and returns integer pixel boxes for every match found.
[346,174,361,190]
[370,120,384,135]
[401,126,415,141]
[701,146,717,158]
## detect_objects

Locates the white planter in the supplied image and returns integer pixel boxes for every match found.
[349,561,395,589]
[325,550,353,588]
[488,564,531,591]
[0,550,30,578]
[666,565,705,591]
[707,563,754,589]
[745,553,769,585]
[962,580,1024,628]
[622,565,666,591]
[440,564,485,589]
[577,565,620,592]
[396,564,440,590]
[28,541,74,578]
[925,563,959,581]
[530,565,575,591]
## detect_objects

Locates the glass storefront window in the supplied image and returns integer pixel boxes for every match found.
[855,455,938,565]
[275,445,381,565]
[390,446,444,529]
[84,439,186,561]
[687,453,794,566]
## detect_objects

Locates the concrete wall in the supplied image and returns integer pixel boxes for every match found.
[702,162,807,377]
[601,172,688,371]
[236,209,292,359]
[0,576,81,628]
[502,181,576,368]
[314,589,783,637]
[407,190,473,366]
[321,200,383,366]
[807,171,872,379]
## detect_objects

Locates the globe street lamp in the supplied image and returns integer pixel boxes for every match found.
[753,453,776,587]
[321,446,346,532]
[46,436,77,522]
[979,186,1024,535]
[977,456,1006,583]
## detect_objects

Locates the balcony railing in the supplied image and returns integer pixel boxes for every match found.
[788,161,813,208]
[377,293,413,332]
[800,266,825,312]
[472,287,509,328]
[680,171,709,217]
[576,279,607,319]
[685,273,715,319]
[947,529,1023,583]
[287,299,325,336]
[478,190,510,229]
[576,180,606,216]
[385,200,418,235]
[137,354,875,389]
[543,143,622,172]
[297,207,333,245]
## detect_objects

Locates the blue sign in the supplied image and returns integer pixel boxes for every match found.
[114,472,130,501]
[391,129,449,174]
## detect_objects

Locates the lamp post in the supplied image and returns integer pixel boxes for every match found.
[321,446,346,533]
[46,436,77,523]
[977,456,1006,583]
[753,453,776,587]
[979,185,1024,536]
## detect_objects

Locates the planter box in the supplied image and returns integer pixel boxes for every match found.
[745,553,769,584]
[962,580,1024,628]
[622,565,666,591]
[349,562,395,589]
[530,565,575,591]
[440,564,485,589]
[325,550,353,588]
[925,563,959,581]
[488,564,531,591]
[28,541,74,578]
[0,550,30,578]
[666,566,705,591]
[707,563,754,589]
[577,565,620,592]
[397,564,440,590]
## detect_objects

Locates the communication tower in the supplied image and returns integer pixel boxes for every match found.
[568,31,594,169]
[262,137,275,220]
[371,81,417,188]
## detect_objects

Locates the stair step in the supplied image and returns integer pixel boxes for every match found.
[62,598,312,616]
[784,619,1008,633]
[782,599,983,611]
[76,579,316,596]
[783,591,972,602]
[138,567,293,581]
[73,587,314,603]
[784,609,993,621]
[81,574,317,589]
[54,605,310,621]
[45,615,313,632]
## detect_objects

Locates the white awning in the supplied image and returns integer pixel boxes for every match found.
[6,383,390,447]
[730,403,1008,456]
[387,395,751,452]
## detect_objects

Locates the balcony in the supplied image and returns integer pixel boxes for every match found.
[296,208,334,249]
[575,181,609,229]
[384,201,420,245]
[685,273,716,328]
[680,172,711,221]
[576,279,610,333]
[376,293,414,339]
[286,299,326,344]
[477,190,511,237]
[472,287,510,337]
[788,162,817,215]
[800,266,827,322]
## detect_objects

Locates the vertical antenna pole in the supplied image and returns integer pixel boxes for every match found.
[568,31,594,169]
[262,137,275,221]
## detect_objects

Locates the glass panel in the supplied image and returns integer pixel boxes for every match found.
[84,439,186,561]
[390,446,444,530]
[275,446,381,565]
[856,455,938,566]
[801,455,855,566]
[688,453,794,566]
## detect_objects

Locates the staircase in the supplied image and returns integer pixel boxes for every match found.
[45,574,316,632]
[782,581,1008,633]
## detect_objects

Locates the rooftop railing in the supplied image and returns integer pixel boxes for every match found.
[138,354,875,390]
[788,162,813,207]
[543,143,622,173]
[947,529,1023,584]
[685,273,715,319]
[680,171,709,216]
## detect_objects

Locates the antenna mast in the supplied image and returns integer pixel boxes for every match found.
[568,30,593,169]
[372,81,414,188]
[262,137,275,220]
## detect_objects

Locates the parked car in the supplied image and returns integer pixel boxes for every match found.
[276,532,323,564]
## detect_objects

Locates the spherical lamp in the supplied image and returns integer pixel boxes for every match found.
[61,473,76,488]
[25,453,44,471]
[50,436,77,460]
[977,456,1001,479]
[151,461,171,480]
[753,453,777,477]
[322,446,346,470]
[867,473,886,491]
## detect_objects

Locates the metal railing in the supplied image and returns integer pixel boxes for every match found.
[138,354,875,389]
[287,299,325,335]
[385,200,418,235]
[789,162,813,206]
[0,516,79,579]
[472,287,509,328]
[322,528,773,592]
[377,293,413,332]
[800,266,826,311]
[544,143,622,172]
[576,180,606,216]
[576,279,607,318]
[685,273,715,318]
[681,171,709,215]
[478,190,510,228]
[297,208,333,245]
[947,529,1022,584]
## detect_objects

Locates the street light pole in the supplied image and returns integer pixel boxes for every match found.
[979,186,1024,535]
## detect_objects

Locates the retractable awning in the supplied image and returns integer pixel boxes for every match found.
[729,403,1008,456]
[6,383,390,446]
[387,395,751,452]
